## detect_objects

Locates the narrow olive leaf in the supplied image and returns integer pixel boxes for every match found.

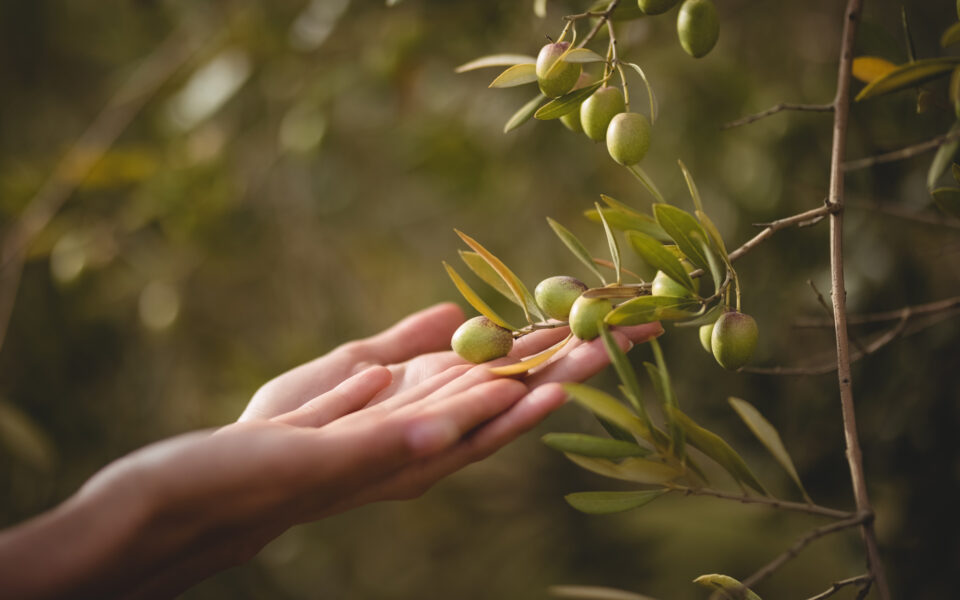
[626,231,696,293]
[489,63,538,88]
[851,56,897,84]
[699,237,725,295]
[855,57,960,101]
[455,230,544,323]
[953,163,960,185]
[488,334,572,376]
[542,433,650,459]
[459,250,518,304]
[547,218,607,284]
[931,187,960,219]
[533,0,547,18]
[565,48,607,63]
[565,490,667,515]
[674,303,722,328]
[582,285,645,300]
[649,338,683,460]
[596,203,622,285]
[504,93,546,133]
[605,295,700,326]
[692,575,762,600]
[599,194,640,215]
[565,454,681,485]
[729,397,811,502]
[942,21,960,48]
[928,123,960,190]
[677,159,704,213]
[950,68,960,117]
[627,165,667,204]
[623,62,658,123]
[442,262,519,330]
[593,258,644,282]
[564,383,650,442]
[455,54,537,73]
[652,204,713,272]
[549,584,658,600]
[597,417,638,443]
[535,81,604,120]
[667,406,767,495]
[599,323,650,426]
[584,208,669,240]
[695,209,729,257]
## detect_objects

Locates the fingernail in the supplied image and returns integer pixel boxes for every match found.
[406,418,459,455]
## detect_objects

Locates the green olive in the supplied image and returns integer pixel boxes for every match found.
[580,86,626,142]
[710,311,758,370]
[535,276,589,321]
[651,270,699,298]
[606,112,651,166]
[677,0,719,59]
[559,72,597,132]
[699,322,715,353]
[451,316,514,363]
[568,295,613,340]
[638,0,681,15]
[536,42,582,98]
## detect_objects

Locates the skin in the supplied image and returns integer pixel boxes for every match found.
[0,303,663,599]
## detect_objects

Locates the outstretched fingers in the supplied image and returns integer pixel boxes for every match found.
[273,366,393,428]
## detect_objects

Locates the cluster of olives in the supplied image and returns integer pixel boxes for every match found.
[452,274,620,364]
[535,43,651,167]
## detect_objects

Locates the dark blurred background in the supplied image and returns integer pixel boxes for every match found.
[1,0,957,598]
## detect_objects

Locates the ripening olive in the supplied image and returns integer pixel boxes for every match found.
[699,321,715,353]
[535,276,589,321]
[560,73,597,132]
[710,311,758,370]
[638,0,681,15]
[451,316,514,363]
[536,42,582,98]
[677,0,719,58]
[568,295,613,340]
[606,112,651,166]
[580,86,626,142]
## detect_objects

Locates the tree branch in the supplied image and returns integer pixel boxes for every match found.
[795,294,960,327]
[849,199,960,229]
[740,513,870,591]
[576,0,620,48]
[744,309,910,376]
[805,574,873,600]
[667,486,854,520]
[843,128,960,171]
[826,0,890,597]
[721,103,834,130]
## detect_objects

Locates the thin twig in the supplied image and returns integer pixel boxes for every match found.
[805,574,873,600]
[0,19,207,355]
[745,308,910,376]
[740,514,869,590]
[667,486,854,520]
[826,0,890,596]
[577,0,620,48]
[722,103,834,130]
[795,294,960,327]
[848,200,960,230]
[843,128,960,171]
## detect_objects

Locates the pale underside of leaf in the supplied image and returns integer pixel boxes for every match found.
[488,334,572,375]
[565,47,606,64]
[604,295,700,326]
[489,63,538,88]
[455,230,544,322]
[692,574,762,600]
[565,454,681,485]
[455,54,538,73]
[564,489,667,515]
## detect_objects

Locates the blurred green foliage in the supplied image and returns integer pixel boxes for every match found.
[1,0,958,598]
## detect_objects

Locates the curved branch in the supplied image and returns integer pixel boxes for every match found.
[843,128,960,171]
[667,486,854,520]
[805,574,873,600]
[576,0,620,48]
